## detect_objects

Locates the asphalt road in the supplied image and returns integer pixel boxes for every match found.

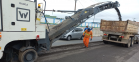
[52,36,102,47]
[37,43,139,62]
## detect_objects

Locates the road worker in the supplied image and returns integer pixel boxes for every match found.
[84,26,93,31]
[83,28,93,48]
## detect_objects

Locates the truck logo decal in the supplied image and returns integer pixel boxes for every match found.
[17,8,30,22]
[19,11,28,18]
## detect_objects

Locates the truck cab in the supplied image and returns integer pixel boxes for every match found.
[0,0,48,62]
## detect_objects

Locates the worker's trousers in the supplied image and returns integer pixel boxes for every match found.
[83,37,89,47]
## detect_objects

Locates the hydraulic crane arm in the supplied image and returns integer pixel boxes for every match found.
[48,1,122,46]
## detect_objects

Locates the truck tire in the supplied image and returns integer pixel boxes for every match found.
[126,38,131,48]
[19,49,38,62]
[130,37,134,47]
[126,42,131,48]
[135,37,139,44]
[136,42,139,44]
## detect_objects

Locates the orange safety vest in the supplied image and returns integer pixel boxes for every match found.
[83,30,93,38]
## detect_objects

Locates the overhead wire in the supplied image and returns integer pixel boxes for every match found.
[78,0,84,8]
[89,0,97,3]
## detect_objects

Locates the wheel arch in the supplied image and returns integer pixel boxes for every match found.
[1,39,38,61]
[68,35,72,37]
[67,35,72,38]
[3,39,38,52]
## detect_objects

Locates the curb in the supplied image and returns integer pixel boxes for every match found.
[52,41,102,49]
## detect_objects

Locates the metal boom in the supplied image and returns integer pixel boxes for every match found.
[48,1,122,47]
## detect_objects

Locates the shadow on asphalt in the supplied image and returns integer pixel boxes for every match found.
[105,42,129,48]
[59,39,83,41]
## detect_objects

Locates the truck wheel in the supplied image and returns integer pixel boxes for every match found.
[126,42,131,48]
[136,42,139,44]
[131,37,134,47]
[126,38,131,48]
[136,37,139,44]
[19,49,38,62]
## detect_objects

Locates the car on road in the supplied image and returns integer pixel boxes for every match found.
[60,27,84,41]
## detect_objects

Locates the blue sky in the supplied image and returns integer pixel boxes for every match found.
[34,0,139,22]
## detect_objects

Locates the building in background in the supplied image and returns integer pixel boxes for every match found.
[41,15,100,28]
[41,15,103,36]
[41,15,64,25]
[80,22,100,28]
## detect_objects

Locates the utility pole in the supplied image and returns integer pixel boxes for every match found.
[74,0,77,11]
[133,18,136,21]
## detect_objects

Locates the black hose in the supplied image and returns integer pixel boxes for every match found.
[115,8,122,21]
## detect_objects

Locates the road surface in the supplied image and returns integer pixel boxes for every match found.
[1,36,139,62]
[37,42,139,62]
[52,36,102,47]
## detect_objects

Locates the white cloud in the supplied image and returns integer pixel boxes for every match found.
[32,0,139,22]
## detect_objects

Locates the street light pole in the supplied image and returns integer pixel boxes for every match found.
[133,18,136,21]
[74,0,77,11]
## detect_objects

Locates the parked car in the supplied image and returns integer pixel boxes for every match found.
[60,27,84,41]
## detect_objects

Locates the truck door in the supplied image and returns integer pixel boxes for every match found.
[2,0,35,31]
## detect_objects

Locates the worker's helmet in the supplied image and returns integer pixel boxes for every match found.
[87,28,91,32]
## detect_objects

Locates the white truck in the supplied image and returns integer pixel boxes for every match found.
[0,0,121,62]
